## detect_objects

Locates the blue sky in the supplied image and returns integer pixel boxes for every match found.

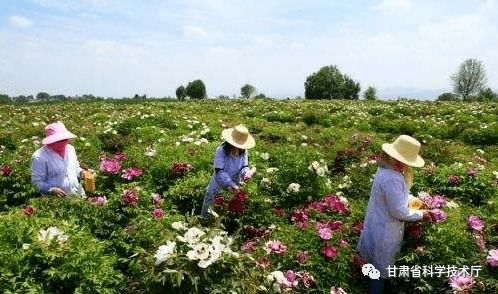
[0,0,497,99]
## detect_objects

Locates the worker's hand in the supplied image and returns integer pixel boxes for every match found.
[228,185,240,193]
[50,187,67,198]
[421,210,433,222]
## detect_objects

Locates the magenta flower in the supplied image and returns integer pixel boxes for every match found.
[322,194,349,214]
[486,249,498,267]
[448,175,461,185]
[318,226,332,240]
[100,158,121,174]
[467,215,485,232]
[171,162,193,175]
[121,188,138,206]
[330,287,347,294]
[282,270,298,289]
[264,240,287,255]
[448,274,474,292]
[153,208,165,219]
[299,272,315,288]
[0,164,12,176]
[321,245,338,260]
[406,224,423,239]
[241,240,257,253]
[151,193,162,206]
[296,251,310,264]
[430,209,447,223]
[113,152,127,161]
[291,209,309,229]
[122,167,143,180]
[89,196,107,206]
[419,193,447,209]
[351,222,363,235]
[22,206,35,217]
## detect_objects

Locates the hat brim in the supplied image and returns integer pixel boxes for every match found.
[42,132,77,145]
[222,128,255,149]
[382,143,425,168]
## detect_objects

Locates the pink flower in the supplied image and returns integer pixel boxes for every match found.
[321,245,338,260]
[122,167,143,180]
[22,206,35,217]
[330,287,347,294]
[0,164,12,176]
[448,274,474,292]
[467,215,485,232]
[151,193,162,206]
[171,162,193,175]
[121,188,138,206]
[472,232,486,252]
[448,175,461,185]
[486,249,498,267]
[430,209,447,223]
[89,196,107,206]
[466,168,478,177]
[100,158,121,174]
[419,194,447,209]
[296,251,310,264]
[351,222,363,235]
[282,270,298,289]
[113,152,127,161]
[415,245,425,255]
[241,240,257,253]
[265,240,287,255]
[153,208,164,219]
[339,239,349,248]
[318,226,332,240]
[322,194,349,214]
[299,272,315,288]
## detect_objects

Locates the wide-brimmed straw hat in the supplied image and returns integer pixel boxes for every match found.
[381,135,425,168]
[42,122,77,145]
[221,125,255,149]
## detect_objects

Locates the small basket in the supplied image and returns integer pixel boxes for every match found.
[82,170,96,193]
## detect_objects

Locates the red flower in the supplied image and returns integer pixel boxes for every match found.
[296,251,310,264]
[233,190,248,201]
[406,223,423,239]
[227,198,245,214]
[122,188,138,206]
[171,162,193,175]
[0,164,12,176]
[22,206,35,217]
[321,245,338,260]
[213,195,225,207]
[351,222,363,235]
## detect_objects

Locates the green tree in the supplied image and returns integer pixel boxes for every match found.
[176,85,187,101]
[478,87,498,101]
[304,65,360,100]
[240,84,256,99]
[0,94,12,104]
[254,93,267,99]
[363,86,377,100]
[436,92,460,101]
[186,80,206,99]
[451,58,487,100]
[36,92,50,101]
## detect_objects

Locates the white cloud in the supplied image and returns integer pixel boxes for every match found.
[183,25,223,41]
[9,16,33,29]
[373,0,411,11]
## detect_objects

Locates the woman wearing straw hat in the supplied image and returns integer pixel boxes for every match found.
[201,125,256,218]
[357,135,434,294]
[31,121,86,197]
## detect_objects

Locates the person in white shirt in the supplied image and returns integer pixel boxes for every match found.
[31,121,86,197]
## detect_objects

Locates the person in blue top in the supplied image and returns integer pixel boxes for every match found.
[357,135,434,294]
[201,125,256,218]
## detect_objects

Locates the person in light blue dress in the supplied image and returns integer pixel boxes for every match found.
[357,135,433,294]
[201,125,256,218]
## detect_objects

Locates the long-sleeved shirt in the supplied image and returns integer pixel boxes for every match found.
[206,145,250,196]
[31,144,85,197]
[357,167,423,278]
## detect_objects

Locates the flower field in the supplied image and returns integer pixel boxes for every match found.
[0,99,497,293]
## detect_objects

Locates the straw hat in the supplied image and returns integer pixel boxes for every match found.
[381,135,425,168]
[42,122,77,145]
[221,125,255,149]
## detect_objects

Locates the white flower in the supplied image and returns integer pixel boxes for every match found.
[186,242,210,260]
[171,221,187,231]
[316,166,326,177]
[301,143,307,147]
[177,227,205,244]
[476,149,484,154]
[175,142,181,146]
[22,243,30,250]
[208,207,219,218]
[287,183,300,193]
[154,241,176,266]
[493,171,498,180]
[260,153,270,160]
[301,135,308,141]
[266,167,279,174]
[85,142,91,147]
[37,226,68,245]
[144,146,157,157]
[445,200,460,209]
[260,177,271,188]
[339,196,349,204]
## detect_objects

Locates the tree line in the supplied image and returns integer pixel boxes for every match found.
[1,58,496,104]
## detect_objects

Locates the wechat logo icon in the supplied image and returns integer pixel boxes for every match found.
[362,263,380,280]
